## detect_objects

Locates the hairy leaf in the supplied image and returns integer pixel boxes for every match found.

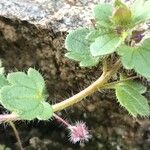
[20,103,44,120]
[65,28,100,67]
[90,33,122,56]
[37,102,53,120]
[0,60,9,90]
[28,68,45,92]
[93,4,113,27]
[123,80,147,94]
[131,0,150,25]
[120,75,147,94]
[86,29,101,42]
[0,85,42,112]
[20,102,53,120]
[0,68,4,75]
[0,75,9,90]
[117,39,150,78]
[0,68,53,120]
[0,60,4,75]
[7,72,36,89]
[115,83,150,117]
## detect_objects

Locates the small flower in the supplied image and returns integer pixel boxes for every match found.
[131,30,145,43]
[53,114,91,144]
[68,121,91,144]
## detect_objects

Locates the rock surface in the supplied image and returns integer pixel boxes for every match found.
[0,0,110,31]
[0,0,150,150]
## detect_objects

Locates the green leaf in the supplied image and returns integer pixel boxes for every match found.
[115,83,150,117]
[90,33,122,56]
[0,75,9,89]
[37,102,53,120]
[0,60,9,90]
[114,0,127,7]
[123,80,147,94]
[86,29,102,42]
[0,85,43,112]
[131,0,150,25]
[120,75,147,94]
[7,68,46,95]
[0,68,53,120]
[20,103,44,120]
[93,4,113,27]
[28,68,45,92]
[117,39,150,78]
[65,28,100,67]
[20,102,53,120]
[7,72,36,89]
[0,68,4,75]
[0,60,5,75]
[0,144,11,150]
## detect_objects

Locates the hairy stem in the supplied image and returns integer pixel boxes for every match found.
[102,57,108,74]
[53,113,70,127]
[102,76,139,89]
[0,113,19,123]
[9,121,24,150]
[52,60,121,112]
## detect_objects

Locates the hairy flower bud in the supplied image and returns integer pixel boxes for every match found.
[68,121,91,143]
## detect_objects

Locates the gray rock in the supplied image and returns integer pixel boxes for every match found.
[0,1,150,150]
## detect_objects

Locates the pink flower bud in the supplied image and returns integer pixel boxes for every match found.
[53,114,91,144]
[68,121,91,144]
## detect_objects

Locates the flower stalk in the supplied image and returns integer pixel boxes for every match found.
[53,113,91,143]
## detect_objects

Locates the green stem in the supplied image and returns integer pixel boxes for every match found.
[52,60,121,112]
[102,76,139,89]
[102,57,108,74]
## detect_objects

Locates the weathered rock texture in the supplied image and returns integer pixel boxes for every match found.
[0,0,104,98]
[0,0,150,150]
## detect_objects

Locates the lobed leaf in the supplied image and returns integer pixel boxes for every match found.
[20,102,53,120]
[0,67,4,75]
[0,75,9,90]
[37,102,53,120]
[131,0,150,25]
[0,60,4,75]
[119,75,147,94]
[86,29,102,42]
[0,68,53,120]
[20,103,44,120]
[93,4,113,27]
[115,83,150,117]
[0,85,42,112]
[7,72,36,89]
[117,38,150,78]
[123,80,147,94]
[65,28,100,67]
[90,33,122,56]
[28,68,45,92]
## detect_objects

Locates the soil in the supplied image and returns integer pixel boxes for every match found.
[0,2,150,150]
